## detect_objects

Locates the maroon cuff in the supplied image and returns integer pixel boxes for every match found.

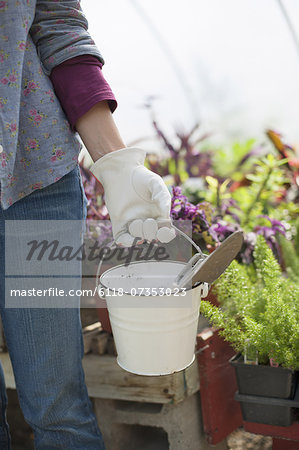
[49,55,118,131]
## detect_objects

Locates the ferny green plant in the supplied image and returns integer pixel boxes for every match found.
[200,235,299,369]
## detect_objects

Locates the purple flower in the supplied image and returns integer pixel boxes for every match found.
[240,232,257,264]
[209,221,240,242]
[255,215,286,236]
[79,161,107,221]
[170,186,209,234]
[145,103,213,185]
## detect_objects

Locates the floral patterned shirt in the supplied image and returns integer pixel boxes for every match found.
[0,0,104,209]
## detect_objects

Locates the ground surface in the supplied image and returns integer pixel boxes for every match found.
[6,389,273,450]
[227,429,272,449]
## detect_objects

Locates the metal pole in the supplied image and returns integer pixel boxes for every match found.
[276,0,299,58]
[129,0,200,122]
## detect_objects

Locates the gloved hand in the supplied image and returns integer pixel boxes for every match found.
[89,147,176,246]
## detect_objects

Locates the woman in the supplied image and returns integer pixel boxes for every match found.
[0,1,174,448]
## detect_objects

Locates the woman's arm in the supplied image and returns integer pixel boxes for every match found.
[76,101,126,162]
[30,1,175,246]
[31,1,124,161]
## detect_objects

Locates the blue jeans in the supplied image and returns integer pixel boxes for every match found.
[0,166,105,449]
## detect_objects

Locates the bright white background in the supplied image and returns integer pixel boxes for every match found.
[81,0,299,150]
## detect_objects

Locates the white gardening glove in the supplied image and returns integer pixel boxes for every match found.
[89,147,176,246]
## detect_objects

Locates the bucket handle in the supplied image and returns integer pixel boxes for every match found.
[95,224,206,294]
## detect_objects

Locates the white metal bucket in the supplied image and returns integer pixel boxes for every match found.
[99,258,208,376]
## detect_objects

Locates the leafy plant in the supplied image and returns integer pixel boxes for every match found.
[170,185,286,263]
[184,153,295,226]
[200,235,299,369]
[278,219,299,282]
[142,114,298,235]
[144,119,213,186]
[232,154,291,227]
[211,138,263,180]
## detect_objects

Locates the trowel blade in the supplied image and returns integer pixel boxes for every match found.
[192,231,244,285]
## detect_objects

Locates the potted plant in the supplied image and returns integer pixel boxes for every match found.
[200,235,299,426]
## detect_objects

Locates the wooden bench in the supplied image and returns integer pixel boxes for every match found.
[0,350,199,404]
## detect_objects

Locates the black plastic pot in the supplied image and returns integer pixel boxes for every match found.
[234,382,299,426]
[230,354,299,426]
[230,354,296,399]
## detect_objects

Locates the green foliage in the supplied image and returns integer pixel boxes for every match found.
[204,177,231,206]
[200,235,299,369]
[233,154,290,227]
[268,202,299,227]
[294,217,299,255]
[278,220,299,282]
[211,139,258,179]
[183,151,298,234]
